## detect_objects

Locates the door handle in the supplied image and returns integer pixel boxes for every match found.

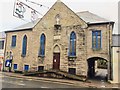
[54,59,56,62]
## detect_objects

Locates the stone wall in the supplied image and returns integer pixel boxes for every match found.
[4,1,113,78]
[86,24,112,60]
[112,47,120,83]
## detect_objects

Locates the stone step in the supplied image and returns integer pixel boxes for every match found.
[47,70,86,81]
[23,70,86,81]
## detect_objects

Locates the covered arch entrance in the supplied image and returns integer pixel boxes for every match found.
[87,57,108,80]
[53,45,60,70]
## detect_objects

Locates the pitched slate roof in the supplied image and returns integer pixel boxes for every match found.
[76,11,112,24]
[5,11,113,33]
[15,11,112,30]
[112,34,120,47]
[5,19,41,33]
[0,32,6,38]
[15,19,41,30]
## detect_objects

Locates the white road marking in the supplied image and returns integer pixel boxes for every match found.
[27,79,33,81]
[18,83,25,86]
[41,86,49,88]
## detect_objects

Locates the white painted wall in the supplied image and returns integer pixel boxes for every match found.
[112,47,120,83]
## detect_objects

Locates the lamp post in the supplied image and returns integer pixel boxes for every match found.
[9,51,13,72]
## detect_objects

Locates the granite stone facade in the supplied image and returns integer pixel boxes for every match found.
[4,1,114,79]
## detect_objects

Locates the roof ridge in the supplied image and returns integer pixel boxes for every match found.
[76,11,89,13]
[76,11,111,24]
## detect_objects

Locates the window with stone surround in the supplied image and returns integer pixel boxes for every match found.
[69,31,76,56]
[38,66,44,71]
[0,40,4,49]
[68,68,76,75]
[24,65,29,71]
[11,35,16,47]
[13,64,17,70]
[22,35,27,57]
[92,30,101,49]
[38,33,46,57]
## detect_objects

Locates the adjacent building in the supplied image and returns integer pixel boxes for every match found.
[0,32,5,71]
[4,0,114,80]
[111,34,120,83]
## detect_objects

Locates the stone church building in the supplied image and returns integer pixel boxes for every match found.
[4,0,114,80]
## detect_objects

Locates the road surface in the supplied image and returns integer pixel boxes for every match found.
[0,72,82,88]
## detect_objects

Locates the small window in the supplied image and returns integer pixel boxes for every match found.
[14,64,17,70]
[68,68,76,75]
[38,66,44,72]
[24,65,29,71]
[54,24,61,30]
[0,40,4,49]
[11,35,16,47]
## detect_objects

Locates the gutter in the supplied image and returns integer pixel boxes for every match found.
[87,21,114,26]
[5,28,33,33]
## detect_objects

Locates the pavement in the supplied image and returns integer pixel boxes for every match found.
[1,71,120,88]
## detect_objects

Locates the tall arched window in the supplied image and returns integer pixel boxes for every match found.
[39,34,46,57]
[69,31,76,56]
[22,35,27,56]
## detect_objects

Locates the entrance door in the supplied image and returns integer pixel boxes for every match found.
[87,59,95,78]
[53,53,60,70]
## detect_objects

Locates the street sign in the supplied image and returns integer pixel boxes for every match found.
[5,60,12,67]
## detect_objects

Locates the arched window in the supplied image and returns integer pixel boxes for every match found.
[22,35,27,56]
[69,31,76,56]
[39,34,46,57]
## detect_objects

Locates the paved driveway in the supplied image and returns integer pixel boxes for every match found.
[95,69,107,80]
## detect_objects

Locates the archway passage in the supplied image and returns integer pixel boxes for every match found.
[53,45,60,70]
[87,57,108,81]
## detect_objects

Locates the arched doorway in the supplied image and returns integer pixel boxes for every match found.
[87,57,108,81]
[53,45,60,70]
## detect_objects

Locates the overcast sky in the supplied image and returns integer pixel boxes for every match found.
[0,0,119,34]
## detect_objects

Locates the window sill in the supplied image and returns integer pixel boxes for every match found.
[38,55,45,58]
[21,54,26,57]
[68,56,77,58]
[14,69,17,70]
[68,56,77,61]
[11,46,16,48]
[92,48,102,51]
